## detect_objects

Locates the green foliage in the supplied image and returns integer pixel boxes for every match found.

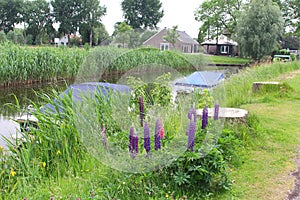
[0,31,7,43]
[236,0,284,61]
[0,0,23,34]
[23,0,53,45]
[127,73,172,116]
[121,0,164,29]
[195,0,243,41]
[6,30,24,45]
[194,89,214,109]
[113,22,133,48]
[163,26,180,48]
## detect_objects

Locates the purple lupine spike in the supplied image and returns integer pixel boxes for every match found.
[139,96,145,127]
[101,124,107,148]
[144,122,151,153]
[214,103,219,121]
[155,117,161,136]
[133,134,139,154]
[202,106,208,129]
[129,126,135,153]
[154,133,161,150]
[187,120,196,151]
[155,117,162,150]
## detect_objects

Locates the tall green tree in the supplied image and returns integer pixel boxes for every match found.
[51,0,85,41]
[24,0,53,45]
[236,0,283,61]
[121,0,164,29]
[82,0,106,46]
[195,0,243,42]
[163,25,179,48]
[113,22,133,48]
[0,0,24,33]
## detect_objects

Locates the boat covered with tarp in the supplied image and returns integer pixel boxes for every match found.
[15,82,131,130]
[175,71,225,88]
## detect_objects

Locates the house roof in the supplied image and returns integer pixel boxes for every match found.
[177,31,199,45]
[143,28,199,45]
[201,35,238,46]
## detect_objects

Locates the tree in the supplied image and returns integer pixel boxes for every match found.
[236,0,283,61]
[280,35,300,50]
[288,0,300,34]
[94,24,109,45]
[121,0,164,29]
[163,26,180,48]
[0,0,23,33]
[82,0,106,46]
[24,0,53,45]
[113,22,133,48]
[195,0,243,42]
[51,0,85,43]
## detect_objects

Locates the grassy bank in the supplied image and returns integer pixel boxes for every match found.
[214,62,300,199]
[206,55,250,65]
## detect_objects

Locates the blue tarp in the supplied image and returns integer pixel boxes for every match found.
[175,71,225,88]
[40,82,131,114]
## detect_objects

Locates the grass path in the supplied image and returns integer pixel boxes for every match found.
[218,70,300,199]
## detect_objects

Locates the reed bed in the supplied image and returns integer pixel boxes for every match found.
[0,43,87,87]
[0,45,209,88]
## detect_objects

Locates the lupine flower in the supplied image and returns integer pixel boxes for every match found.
[133,134,139,154]
[129,126,134,152]
[202,106,208,129]
[187,120,196,151]
[139,96,145,127]
[159,126,165,139]
[129,126,138,159]
[144,122,151,154]
[214,103,219,121]
[154,133,161,150]
[154,118,162,150]
[188,108,197,123]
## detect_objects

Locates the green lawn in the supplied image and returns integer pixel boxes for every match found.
[216,69,300,199]
[205,55,250,65]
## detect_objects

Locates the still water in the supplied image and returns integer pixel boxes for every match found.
[0,66,240,149]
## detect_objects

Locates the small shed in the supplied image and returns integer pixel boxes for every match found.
[201,35,238,56]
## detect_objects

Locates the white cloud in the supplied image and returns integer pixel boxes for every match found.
[100,0,203,38]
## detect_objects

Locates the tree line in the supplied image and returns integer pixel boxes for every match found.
[0,0,299,61]
[0,0,164,46]
[195,0,300,61]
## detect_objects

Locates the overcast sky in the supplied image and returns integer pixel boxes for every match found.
[100,0,203,38]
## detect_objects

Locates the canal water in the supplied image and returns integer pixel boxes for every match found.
[0,66,240,149]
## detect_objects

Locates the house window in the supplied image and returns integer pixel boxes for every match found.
[220,46,229,54]
[160,43,169,51]
[182,45,189,53]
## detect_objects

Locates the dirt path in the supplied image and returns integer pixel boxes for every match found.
[285,70,300,200]
[287,154,300,200]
